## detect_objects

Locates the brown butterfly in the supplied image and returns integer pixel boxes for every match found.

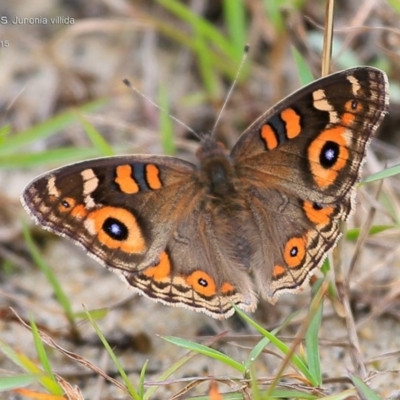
[21,67,389,319]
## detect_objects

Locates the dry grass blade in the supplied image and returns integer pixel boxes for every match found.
[347,179,384,280]
[335,141,387,380]
[56,376,84,400]
[321,0,335,76]
[9,309,127,395]
[335,281,367,378]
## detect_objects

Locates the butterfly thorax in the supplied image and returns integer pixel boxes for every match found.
[196,138,240,201]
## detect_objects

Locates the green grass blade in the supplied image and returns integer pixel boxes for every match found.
[0,99,106,156]
[0,124,11,147]
[262,0,285,32]
[0,339,56,393]
[387,0,400,13]
[351,374,381,400]
[162,336,246,374]
[320,257,331,275]
[262,0,306,33]
[77,114,114,156]
[361,163,400,184]
[244,312,299,370]
[194,35,220,97]
[30,317,63,395]
[0,375,39,392]
[143,349,197,400]
[155,0,244,87]
[223,0,247,59]
[30,317,53,380]
[158,85,176,155]
[0,147,103,169]
[139,360,148,399]
[156,0,237,61]
[347,225,393,241]
[0,338,34,372]
[72,308,109,320]
[22,223,75,326]
[305,281,324,385]
[292,46,314,85]
[234,306,318,386]
[85,309,141,400]
[246,336,271,371]
[249,366,262,400]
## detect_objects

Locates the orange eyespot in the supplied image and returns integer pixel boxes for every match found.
[58,197,76,212]
[284,237,306,268]
[186,270,217,297]
[307,127,349,188]
[86,206,145,253]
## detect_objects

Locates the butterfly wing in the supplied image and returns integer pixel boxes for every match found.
[232,67,389,205]
[22,154,258,319]
[231,67,388,299]
[22,155,199,272]
[241,185,351,300]
[126,203,258,319]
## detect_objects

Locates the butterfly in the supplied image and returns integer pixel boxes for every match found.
[21,67,389,319]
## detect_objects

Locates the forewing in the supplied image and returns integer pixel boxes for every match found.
[232,67,389,206]
[21,155,198,272]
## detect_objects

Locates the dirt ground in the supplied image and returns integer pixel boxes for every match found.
[1,1,400,399]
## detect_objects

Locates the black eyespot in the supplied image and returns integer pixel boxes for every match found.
[320,141,339,168]
[198,278,208,287]
[351,100,358,109]
[61,199,71,208]
[290,246,298,257]
[313,202,323,210]
[103,217,128,241]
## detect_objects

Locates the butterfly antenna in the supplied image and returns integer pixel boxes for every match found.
[210,44,250,136]
[122,78,201,140]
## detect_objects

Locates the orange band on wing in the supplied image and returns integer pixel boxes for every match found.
[341,112,355,126]
[281,108,301,139]
[272,265,286,278]
[260,124,278,150]
[143,252,171,280]
[115,165,139,194]
[303,201,334,226]
[71,204,87,219]
[221,282,234,294]
[146,164,162,190]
